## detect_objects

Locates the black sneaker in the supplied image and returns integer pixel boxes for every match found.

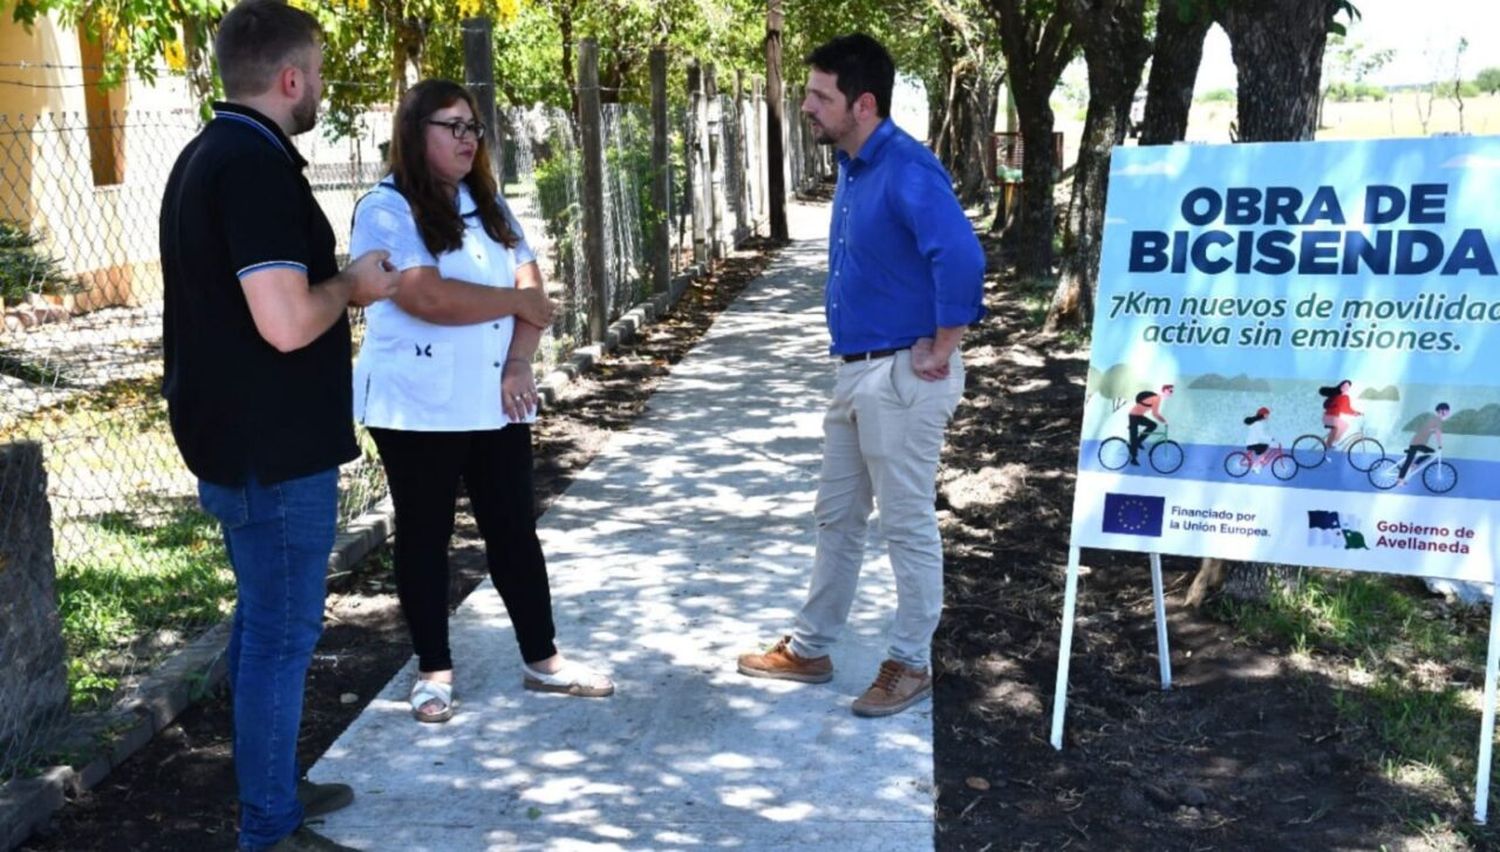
[268,825,357,851]
[297,779,354,819]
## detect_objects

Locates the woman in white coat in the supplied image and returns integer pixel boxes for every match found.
[351,79,613,723]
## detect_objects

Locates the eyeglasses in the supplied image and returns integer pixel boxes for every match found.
[426,118,485,141]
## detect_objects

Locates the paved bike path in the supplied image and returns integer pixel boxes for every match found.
[305,201,936,851]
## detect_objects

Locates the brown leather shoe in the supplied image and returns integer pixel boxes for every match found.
[737,636,833,683]
[851,659,932,717]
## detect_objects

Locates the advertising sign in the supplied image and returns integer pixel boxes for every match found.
[1069,136,1500,583]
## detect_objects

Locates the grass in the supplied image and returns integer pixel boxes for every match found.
[1215,571,1490,806]
[6,373,388,711]
[55,507,234,709]
[0,348,75,386]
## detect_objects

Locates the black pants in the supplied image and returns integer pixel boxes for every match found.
[370,426,557,672]
[1398,443,1434,480]
[1128,414,1156,462]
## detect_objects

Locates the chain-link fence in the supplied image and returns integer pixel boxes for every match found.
[0,61,817,785]
[0,109,398,784]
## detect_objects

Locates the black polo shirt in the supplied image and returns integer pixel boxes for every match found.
[159,102,358,486]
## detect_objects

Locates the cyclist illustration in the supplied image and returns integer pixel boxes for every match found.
[1318,379,1362,449]
[1396,402,1450,487]
[1127,384,1173,466]
[1243,407,1272,472]
[1225,407,1296,480]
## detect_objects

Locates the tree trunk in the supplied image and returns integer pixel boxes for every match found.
[946,71,995,207]
[1047,0,1150,331]
[927,72,949,155]
[929,23,992,206]
[1218,0,1342,142]
[1190,0,1344,604]
[1139,1,1211,145]
[987,1,1077,281]
[1008,99,1058,279]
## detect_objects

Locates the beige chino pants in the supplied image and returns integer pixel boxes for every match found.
[789,348,964,670]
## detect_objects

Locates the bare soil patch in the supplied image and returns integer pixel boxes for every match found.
[931,237,1497,851]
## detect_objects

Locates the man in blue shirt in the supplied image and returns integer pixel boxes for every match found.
[739,33,985,717]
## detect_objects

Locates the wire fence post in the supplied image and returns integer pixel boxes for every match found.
[733,69,749,242]
[649,47,670,295]
[687,60,709,268]
[704,63,724,260]
[462,16,503,184]
[577,38,608,344]
[765,0,788,240]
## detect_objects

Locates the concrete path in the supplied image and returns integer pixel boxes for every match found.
[307,202,935,851]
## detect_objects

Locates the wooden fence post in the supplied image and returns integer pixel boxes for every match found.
[705,64,725,259]
[765,0,788,240]
[578,39,608,342]
[687,61,708,268]
[649,47,670,294]
[462,17,504,184]
[733,69,749,242]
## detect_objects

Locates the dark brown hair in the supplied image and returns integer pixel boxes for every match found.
[214,0,322,99]
[804,33,895,118]
[389,79,518,255]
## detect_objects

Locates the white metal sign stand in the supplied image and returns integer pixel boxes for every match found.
[1476,575,1500,823]
[1051,551,1500,824]
[1050,546,1173,750]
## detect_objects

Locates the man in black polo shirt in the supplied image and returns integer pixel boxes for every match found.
[158,2,397,849]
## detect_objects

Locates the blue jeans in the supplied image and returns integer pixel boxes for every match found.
[198,469,338,850]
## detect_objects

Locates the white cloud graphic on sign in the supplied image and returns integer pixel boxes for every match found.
[1440,154,1500,170]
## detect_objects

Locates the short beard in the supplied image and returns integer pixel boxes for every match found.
[290,87,318,135]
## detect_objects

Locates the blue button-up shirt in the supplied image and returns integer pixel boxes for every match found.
[826,118,986,355]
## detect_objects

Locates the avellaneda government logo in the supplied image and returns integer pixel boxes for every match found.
[1307,510,1369,550]
[1102,493,1165,537]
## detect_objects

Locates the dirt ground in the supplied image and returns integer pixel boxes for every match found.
[18,215,1500,851]
[930,257,1498,850]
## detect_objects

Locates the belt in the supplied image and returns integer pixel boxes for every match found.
[840,347,907,363]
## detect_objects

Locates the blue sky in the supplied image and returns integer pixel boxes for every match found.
[1197,0,1500,91]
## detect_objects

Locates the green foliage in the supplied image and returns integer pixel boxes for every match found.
[5,0,225,101]
[56,507,234,709]
[532,133,584,289]
[605,110,664,265]
[1188,373,1272,392]
[1216,571,1487,795]
[0,349,74,386]
[1097,362,1143,405]
[1198,87,1235,104]
[0,220,78,304]
[1477,67,1500,95]
[1358,384,1399,401]
[1432,80,1481,99]
[1325,81,1387,102]
[532,110,664,309]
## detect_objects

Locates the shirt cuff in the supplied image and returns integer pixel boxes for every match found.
[936,300,985,328]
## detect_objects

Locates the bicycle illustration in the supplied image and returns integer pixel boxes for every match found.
[1291,416,1384,472]
[1367,447,1458,494]
[1224,441,1297,481]
[1098,426,1184,474]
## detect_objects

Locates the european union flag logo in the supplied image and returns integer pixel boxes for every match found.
[1102,493,1165,537]
[1307,510,1341,531]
